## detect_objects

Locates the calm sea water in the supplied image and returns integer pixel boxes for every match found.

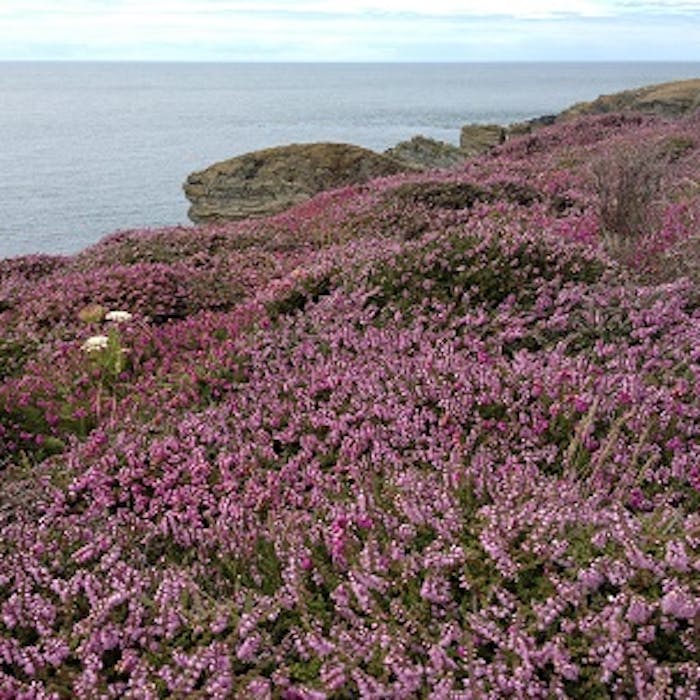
[1,61,699,259]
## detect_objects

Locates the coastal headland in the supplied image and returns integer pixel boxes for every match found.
[184,77,700,223]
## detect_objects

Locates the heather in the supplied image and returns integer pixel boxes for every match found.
[1,113,699,698]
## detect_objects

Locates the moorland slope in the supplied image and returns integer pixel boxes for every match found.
[1,108,700,698]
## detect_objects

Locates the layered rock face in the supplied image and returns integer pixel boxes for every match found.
[184,142,408,223]
[384,135,467,170]
[558,78,700,120]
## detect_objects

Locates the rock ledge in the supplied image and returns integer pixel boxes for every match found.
[184,142,408,223]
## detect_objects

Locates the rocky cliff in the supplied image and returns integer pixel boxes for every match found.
[457,79,700,149]
[184,142,408,223]
[384,135,467,170]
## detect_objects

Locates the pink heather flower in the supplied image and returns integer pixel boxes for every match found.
[617,390,633,405]
[2,114,700,698]
[420,576,451,604]
[636,625,657,644]
[236,634,260,662]
[577,568,605,592]
[534,418,549,435]
[573,395,589,413]
[665,436,683,452]
[320,663,347,692]
[665,541,690,573]
[246,678,272,698]
[626,598,652,625]
[661,588,697,620]
[627,488,653,512]
[210,614,229,635]
[329,516,348,564]
[548,403,561,417]
[357,515,373,530]
[689,465,700,492]
[477,350,490,364]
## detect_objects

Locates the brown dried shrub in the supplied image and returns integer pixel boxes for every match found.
[593,143,665,262]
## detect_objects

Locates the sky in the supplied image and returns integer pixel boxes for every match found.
[1,1,700,62]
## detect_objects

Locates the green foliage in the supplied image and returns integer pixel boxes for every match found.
[144,536,197,567]
[266,273,334,320]
[564,666,610,700]
[254,537,284,596]
[265,608,303,647]
[628,569,662,600]
[660,135,695,161]
[304,579,336,634]
[216,537,283,597]
[289,657,322,683]
[504,559,556,603]
[365,647,386,679]
[564,526,600,568]
[477,402,508,421]
[0,399,89,468]
[645,625,695,664]
[413,525,437,552]
[85,329,129,384]
[194,354,249,405]
[0,337,36,380]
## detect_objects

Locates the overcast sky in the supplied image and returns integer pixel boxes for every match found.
[2,1,700,62]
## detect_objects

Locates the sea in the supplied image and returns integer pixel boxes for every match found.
[1,61,700,260]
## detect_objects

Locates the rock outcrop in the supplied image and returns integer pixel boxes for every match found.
[558,78,700,120]
[506,114,557,138]
[459,124,506,155]
[468,79,700,145]
[184,142,408,223]
[384,135,467,170]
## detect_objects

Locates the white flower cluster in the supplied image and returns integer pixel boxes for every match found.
[80,309,132,354]
[105,310,133,323]
[81,335,109,353]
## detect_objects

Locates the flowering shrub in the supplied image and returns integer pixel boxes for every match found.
[1,112,699,698]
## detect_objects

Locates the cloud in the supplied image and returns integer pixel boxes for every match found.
[0,0,619,20]
[4,0,700,17]
[613,0,700,11]
[187,0,612,19]
[0,0,699,60]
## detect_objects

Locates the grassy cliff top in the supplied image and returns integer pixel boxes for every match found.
[559,77,700,119]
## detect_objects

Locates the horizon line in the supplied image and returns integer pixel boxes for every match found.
[2,58,700,64]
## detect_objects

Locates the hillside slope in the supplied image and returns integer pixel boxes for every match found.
[1,112,700,698]
[559,78,700,120]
